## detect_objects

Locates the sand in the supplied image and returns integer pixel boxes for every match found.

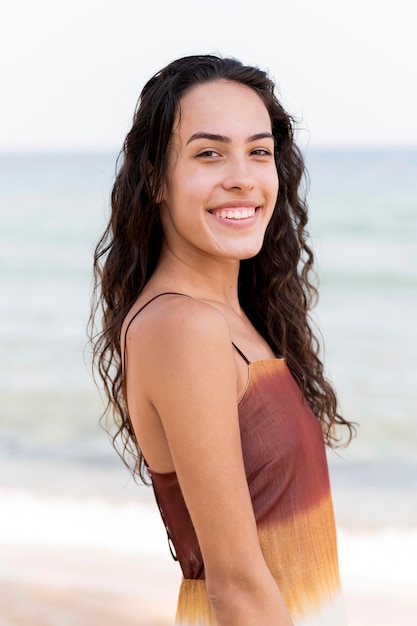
[1,460,416,625]
[2,535,417,625]
[0,543,179,626]
[2,546,417,626]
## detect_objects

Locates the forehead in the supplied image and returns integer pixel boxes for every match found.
[174,79,272,138]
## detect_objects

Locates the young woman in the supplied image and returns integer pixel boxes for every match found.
[90,54,354,625]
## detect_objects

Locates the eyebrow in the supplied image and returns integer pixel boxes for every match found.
[186,132,275,145]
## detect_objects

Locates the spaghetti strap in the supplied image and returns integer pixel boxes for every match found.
[122,291,250,381]
[122,292,191,394]
[232,342,251,365]
[123,292,191,347]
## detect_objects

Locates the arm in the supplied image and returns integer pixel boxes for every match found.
[128,297,294,625]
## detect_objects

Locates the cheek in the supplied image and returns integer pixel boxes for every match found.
[272,168,279,193]
[267,170,279,206]
[159,183,199,235]
[163,166,199,205]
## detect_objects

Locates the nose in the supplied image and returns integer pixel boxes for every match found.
[222,156,255,192]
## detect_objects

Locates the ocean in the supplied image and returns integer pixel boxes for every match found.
[1,150,416,467]
[1,150,417,617]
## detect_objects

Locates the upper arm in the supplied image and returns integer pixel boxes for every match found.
[126,297,262,579]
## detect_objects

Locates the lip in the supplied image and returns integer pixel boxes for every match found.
[208,203,260,228]
[208,200,260,211]
[208,200,260,225]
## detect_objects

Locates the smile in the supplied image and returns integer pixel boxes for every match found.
[211,207,256,220]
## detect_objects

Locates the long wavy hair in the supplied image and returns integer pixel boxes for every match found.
[90,54,355,480]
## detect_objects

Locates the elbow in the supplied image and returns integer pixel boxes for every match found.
[204,562,293,625]
[205,565,261,615]
[206,574,246,619]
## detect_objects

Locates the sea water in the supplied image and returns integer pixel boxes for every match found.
[0,150,416,507]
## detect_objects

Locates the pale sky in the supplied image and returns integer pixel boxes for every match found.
[1,0,416,151]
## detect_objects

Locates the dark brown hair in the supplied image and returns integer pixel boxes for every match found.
[90,54,355,478]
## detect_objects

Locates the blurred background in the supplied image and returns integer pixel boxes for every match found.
[0,1,416,625]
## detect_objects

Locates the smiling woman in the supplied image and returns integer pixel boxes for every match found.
[89,54,355,625]
[160,81,278,262]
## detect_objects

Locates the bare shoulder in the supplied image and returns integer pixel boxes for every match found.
[124,293,233,366]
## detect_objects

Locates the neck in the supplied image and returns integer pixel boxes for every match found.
[152,244,242,313]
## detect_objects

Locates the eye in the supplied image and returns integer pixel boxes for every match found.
[195,149,221,158]
[251,148,273,157]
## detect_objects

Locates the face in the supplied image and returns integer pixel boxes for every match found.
[160,80,279,263]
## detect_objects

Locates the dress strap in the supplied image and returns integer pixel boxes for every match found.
[232,341,251,365]
[122,292,191,393]
[123,292,191,348]
[122,291,251,377]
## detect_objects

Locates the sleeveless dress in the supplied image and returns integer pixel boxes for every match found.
[124,293,347,626]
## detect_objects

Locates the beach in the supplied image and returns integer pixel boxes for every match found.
[1,457,417,626]
[0,458,179,625]
[2,539,416,626]
[0,150,416,625]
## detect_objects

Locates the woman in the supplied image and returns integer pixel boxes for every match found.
[90,54,354,625]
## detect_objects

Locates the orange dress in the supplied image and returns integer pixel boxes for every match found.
[125,295,347,625]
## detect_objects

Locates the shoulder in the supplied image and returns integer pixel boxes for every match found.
[124,293,239,415]
[124,293,234,370]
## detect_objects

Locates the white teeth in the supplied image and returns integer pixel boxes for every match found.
[215,207,255,220]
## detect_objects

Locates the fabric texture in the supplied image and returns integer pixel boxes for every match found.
[149,358,347,625]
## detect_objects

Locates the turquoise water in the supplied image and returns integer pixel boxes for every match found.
[0,150,416,521]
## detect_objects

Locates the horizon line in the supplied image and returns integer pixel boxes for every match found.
[1,144,417,156]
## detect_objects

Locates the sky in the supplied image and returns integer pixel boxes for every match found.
[1,0,416,151]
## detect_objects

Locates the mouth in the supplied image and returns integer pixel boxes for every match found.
[209,206,258,221]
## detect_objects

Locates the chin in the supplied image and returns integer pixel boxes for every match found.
[235,244,264,261]
[216,237,266,261]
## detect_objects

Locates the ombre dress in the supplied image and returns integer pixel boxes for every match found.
[124,294,347,625]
